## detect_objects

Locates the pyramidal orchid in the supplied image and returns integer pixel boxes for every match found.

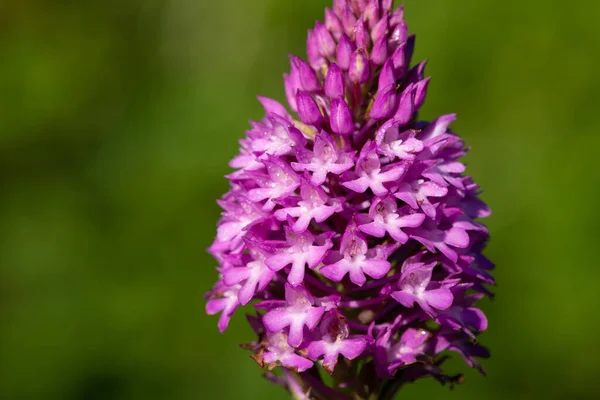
[205,1,494,399]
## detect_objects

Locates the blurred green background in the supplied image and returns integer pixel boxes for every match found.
[1,0,599,399]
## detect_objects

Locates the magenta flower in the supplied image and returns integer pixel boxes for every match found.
[320,221,391,286]
[206,2,494,398]
[292,131,354,185]
[390,253,455,316]
[247,156,300,210]
[357,196,425,243]
[274,179,343,233]
[222,241,275,305]
[265,227,333,285]
[375,324,431,377]
[394,179,448,219]
[259,284,326,347]
[205,282,240,332]
[376,123,424,160]
[239,113,305,159]
[306,310,370,373]
[210,196,266,253]
[342,141,407,195]
[256,331,314,372]
[408,207,481,263]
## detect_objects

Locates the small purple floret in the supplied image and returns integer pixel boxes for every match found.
[260,284,326,347]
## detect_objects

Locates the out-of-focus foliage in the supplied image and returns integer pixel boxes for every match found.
[1,0,599,399]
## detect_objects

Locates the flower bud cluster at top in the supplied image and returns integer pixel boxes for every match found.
[205,1,494,398]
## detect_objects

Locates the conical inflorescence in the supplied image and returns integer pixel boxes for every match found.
[206,1,493,398]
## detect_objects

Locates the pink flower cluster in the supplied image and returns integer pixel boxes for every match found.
[206,1,494,398]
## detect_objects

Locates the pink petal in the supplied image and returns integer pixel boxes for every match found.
[263,309,291,333]
[348,267,367,286]
[205,298,227,315]
[266,253,292,272]
[321,260,349,282]
[339,338,367,360]
[358,222,386,237]
[287,320,306,347]
[445,227,470,248]
[281,353,313,372]
[423,288,454,310]
[361,259,391,280]
[342,177,370,193]
[307,341,326,360]
[463,307,488,332]
[390,291,417,308]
